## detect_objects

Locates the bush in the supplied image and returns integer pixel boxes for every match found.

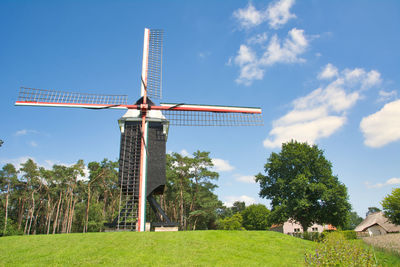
[216,213,245,230]
[241,204,270,230]
[339,230,357,240]
[305,232,376,266]
[303,231,321,241]
[318,230,336,241]
[0,218,23,237]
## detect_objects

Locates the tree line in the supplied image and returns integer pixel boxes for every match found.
[0,151,226,236]
[3,141,386,237]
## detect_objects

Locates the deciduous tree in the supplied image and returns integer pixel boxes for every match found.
[343,211,363,230]
[382,188,400,225]
[256,141,351,231]
[231,201,246,214]
[241,204,270,230]
[217,213,244,230]
[366,206,381,217]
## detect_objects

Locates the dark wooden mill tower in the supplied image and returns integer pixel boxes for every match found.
[15,28,263,232]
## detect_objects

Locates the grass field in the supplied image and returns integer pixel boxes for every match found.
[1,231,399,266]
[0,231,315,266]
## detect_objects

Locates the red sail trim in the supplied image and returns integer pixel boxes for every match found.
[151,105,262,114]
[15,101,132,109]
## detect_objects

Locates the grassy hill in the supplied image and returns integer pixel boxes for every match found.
[0,231,315,266]
[1,231,400,266]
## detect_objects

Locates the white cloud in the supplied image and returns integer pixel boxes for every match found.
[264,65,382,148]
[15,129,39,136]
[233,0,296,30]
[247,32,268,45]
[318,63,338,80]
[261,28,308,65]
[198,51,211,59]
[16,129,28,136]
[360,99,400,148]
[264,116,346,148]
[363,70,381,89]
[0,157,89,180]
[267,0,296,29]
[365,177,400,188]
[212,158,235,172]
[387,178,400,185]
[378,90,397,103]
[0,156,35,170]
[29,141,38,147]
[235,28,309,85]
[224,195,257,207]
[180,149,191,157]
[235,175,256,183]
[233,3,268,29]
[77,165,90,181]
[234,45,257,66]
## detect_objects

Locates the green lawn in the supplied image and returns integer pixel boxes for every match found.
[2,231,400,266]
[0,231,315,266]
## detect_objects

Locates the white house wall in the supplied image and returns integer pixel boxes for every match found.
[367,225,387,236]
[282,221,325,234]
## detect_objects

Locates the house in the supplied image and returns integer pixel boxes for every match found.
[355,211,400,237]
[270,219,336,235]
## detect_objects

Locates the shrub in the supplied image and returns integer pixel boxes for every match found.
[0,218,23,237]
[216,213,245,230]
[339,230,357,240]
[303,231,321,241]
[318,230,336,241]
[241,204,270,230]
[305,232,376,266]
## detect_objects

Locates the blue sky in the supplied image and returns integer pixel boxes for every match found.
[1,0,399,218]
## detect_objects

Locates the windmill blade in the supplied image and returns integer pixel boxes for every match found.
[141,29,163,100]
[15,87,129,110]
[157,103,263,126]
[159,103,262,113]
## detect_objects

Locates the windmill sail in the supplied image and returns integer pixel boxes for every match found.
[158,103,263,126]
[141,29,163,100]
[15,87,128,109]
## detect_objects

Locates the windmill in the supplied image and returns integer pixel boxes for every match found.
[15,28,263,232]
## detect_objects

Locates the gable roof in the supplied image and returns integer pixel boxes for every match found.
[355,212,400,232]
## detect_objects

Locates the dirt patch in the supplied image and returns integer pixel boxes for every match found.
[363,233,400,254]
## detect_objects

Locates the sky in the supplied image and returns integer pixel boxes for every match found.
[1,0,400,219]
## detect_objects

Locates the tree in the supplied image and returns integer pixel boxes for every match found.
[0,139,3,147]
[366,207,381,217]
[20,159,41,235]
[255,141,351,231]
[231,201,246,214]
[0,164,18,235]
[343,211,363,230]
[382,188,400,225]
[241,204,270,230]
[164,151,221,230]
[217,213,244,230]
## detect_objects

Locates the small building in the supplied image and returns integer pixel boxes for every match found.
[270,219,336,235]
[355,211,400,237]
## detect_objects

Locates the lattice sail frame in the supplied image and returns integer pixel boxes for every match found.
[146,29,163,99]
[161,109,263,126]
[16,87,128,108]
